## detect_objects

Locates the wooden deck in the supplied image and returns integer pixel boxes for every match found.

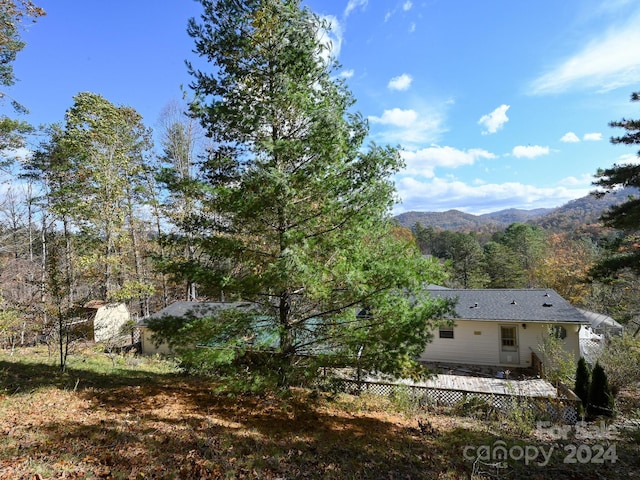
[405,374,558,398]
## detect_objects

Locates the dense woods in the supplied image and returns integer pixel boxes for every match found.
[410,204,638,323]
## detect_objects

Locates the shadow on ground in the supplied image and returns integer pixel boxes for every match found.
[0,353,638,479]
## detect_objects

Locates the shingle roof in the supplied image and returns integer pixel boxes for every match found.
[137,301,256,327]
[427,288,589,324]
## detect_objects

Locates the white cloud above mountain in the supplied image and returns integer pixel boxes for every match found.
[395,176,591,214]
[401,146,496,178]
[558,173,594,186]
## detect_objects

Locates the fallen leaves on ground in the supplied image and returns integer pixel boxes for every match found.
[0,348,638,479]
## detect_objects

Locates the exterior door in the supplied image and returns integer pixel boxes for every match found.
[499,325,519,364]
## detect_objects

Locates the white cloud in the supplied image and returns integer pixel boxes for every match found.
[512,145,550,158]
[339,69,354,79]
[384,2,412,22]
[583,132,603,141]
[388,73,413,91]
[558,173,594,186]
[529,13,640,94]
[616,153,640,164]
[478,104,510,134]
[368,106,446,145]
[408,22,416,33]
[344,0,368,17]
[560,132,580,143]
[368,100,455,146]
[318,15,343,60]
[369,108,418,127]
[401,146,496,178]
[394,177,591,215]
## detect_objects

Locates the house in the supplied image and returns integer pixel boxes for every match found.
[81,301,131,343]
[137,301,256,355]
[420,288,590,371]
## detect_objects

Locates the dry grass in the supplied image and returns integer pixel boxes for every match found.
[0,346,638,479]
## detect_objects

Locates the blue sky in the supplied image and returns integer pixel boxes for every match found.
[7,0,640,215]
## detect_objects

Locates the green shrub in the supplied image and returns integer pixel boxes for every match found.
[454,394,493,419]
[587,362,614,417]
[595,334,640,396]
[574,357,590,409]
[537,325,575,385]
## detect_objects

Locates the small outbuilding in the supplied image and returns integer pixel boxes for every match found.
[81,301,131,343]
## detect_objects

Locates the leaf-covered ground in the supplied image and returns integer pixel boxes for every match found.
[0,347,638,479]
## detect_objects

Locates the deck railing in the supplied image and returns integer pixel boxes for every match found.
[334,378,580,424]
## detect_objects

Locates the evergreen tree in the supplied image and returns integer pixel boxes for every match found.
[412,222,437,256]
[591,91,640,278]
[587,362,614,417]
[574,357,590,410]
[447,232,488,288]
[483,241,526,288]
[427,230,487,288]
[497,223,547,287]
[153,0,451,388]
[0,1,45,153]
[155,99,206,303]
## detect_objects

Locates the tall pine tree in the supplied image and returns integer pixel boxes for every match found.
[592,92,640,278]
[153,0,450,388]
[0,1,45,153]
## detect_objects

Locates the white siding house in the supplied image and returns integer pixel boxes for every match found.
[420,288,589,370]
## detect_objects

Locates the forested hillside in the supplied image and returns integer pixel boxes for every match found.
[395,189,637,233]
[407,186,640,323]
[531,188,639,232]
[394,209,503,231]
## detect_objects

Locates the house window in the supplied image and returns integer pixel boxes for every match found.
[552,325,567,340]
[439,326,454,339]
[500,326,517,348]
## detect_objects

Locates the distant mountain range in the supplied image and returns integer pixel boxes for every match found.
[394,189,637,232]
